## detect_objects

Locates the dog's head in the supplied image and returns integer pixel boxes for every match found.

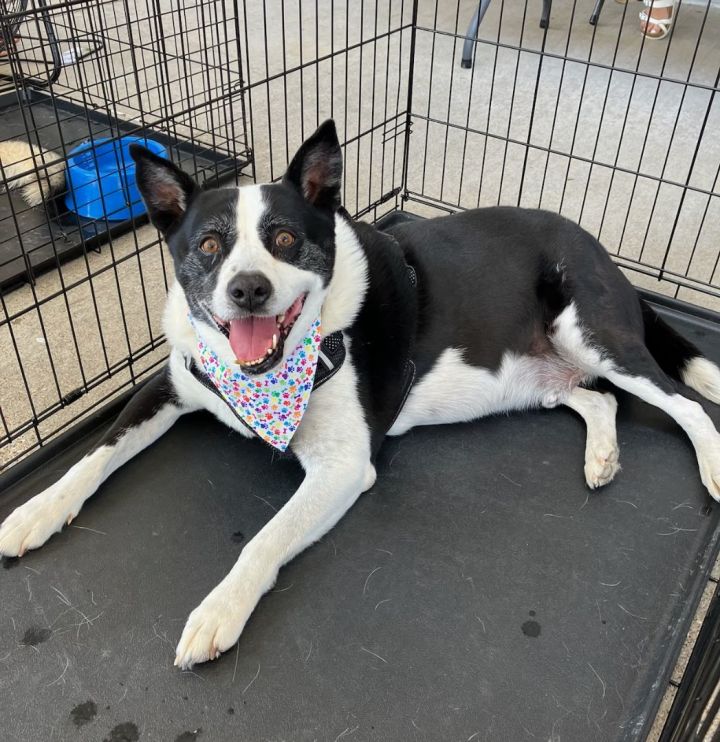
[130,120,342,373]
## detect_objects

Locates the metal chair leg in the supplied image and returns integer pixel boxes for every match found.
[540,0,552,28]
[460,0,492,69]
[589,0,605,25]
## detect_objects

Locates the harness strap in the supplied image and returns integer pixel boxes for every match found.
[391,357,416,431]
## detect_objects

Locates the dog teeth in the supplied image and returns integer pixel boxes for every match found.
[235,344,281,367]
[236,356,265,366]
[277,312,285,324]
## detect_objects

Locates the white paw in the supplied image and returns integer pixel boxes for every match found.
[0,484,78,557]
[692,429,720,502]
[362,463,377,492]
[584,439,620,490]
[696,454,720,502]
[174,581,260,669]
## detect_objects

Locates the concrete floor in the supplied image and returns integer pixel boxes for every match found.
[1,0,719,737]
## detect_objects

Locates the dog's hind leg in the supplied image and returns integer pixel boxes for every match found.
[603,359,720,501]
[602,303,720,501]
[0,366,190,557]
[562,387,620,490]
[553,301,720,501]
[641,299,720,405]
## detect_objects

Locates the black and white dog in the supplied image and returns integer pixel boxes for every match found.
[2,121,720,669]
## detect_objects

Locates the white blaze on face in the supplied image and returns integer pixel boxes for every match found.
[208,184,328,368]
[212,185,274,315]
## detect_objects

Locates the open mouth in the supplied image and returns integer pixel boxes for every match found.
[211,294,306,374]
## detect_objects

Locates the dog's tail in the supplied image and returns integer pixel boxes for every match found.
[0,140,65,207]
[641,299,720,403]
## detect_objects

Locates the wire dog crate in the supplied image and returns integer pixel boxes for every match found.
[1,1,719,740]
[0,0,250,467]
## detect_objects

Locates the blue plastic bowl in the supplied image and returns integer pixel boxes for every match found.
[65,136,167,221]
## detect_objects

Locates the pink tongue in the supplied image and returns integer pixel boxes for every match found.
[228,315,277,362]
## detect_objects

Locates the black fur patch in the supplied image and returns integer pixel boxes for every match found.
[99,367,180,448]
[258,183,336,285]
[343,216,417,456]
[166,189,239,321]
[641,300,700,381]
[130,145,199,236]
[537,259,571,330]
[283,119,342,211]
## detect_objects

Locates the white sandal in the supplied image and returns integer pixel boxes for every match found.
[639,0,678,40]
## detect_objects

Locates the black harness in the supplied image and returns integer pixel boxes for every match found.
[186,264,417,449]
[390,264,417,430]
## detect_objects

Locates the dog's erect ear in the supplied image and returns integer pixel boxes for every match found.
[283,119,342,211]
[130,144,198,235]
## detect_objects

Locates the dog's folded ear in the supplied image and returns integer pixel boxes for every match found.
[130,144,198,235]
[283,119,343,211]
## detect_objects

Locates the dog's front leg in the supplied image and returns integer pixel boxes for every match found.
[174,361,374,669]
[0,366,190,557]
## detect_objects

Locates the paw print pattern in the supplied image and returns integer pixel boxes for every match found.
[194,317,322,451]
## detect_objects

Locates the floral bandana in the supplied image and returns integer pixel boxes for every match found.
[191,315,323,451]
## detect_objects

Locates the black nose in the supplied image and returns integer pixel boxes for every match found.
[227,271,273,311]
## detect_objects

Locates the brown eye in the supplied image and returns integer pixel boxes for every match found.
[275,230,296,249]
[200,236,220,254]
